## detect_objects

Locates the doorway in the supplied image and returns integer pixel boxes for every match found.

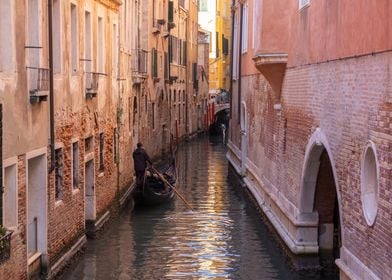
[240,102,247,176]
[300,140,341,271]
[27,153,47,275]
[85,159,95,222]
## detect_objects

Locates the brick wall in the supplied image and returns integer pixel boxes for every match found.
[230,51,392,278]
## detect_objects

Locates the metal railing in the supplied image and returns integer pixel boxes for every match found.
[27,67,49,93]
[0,231,12,265]
[132,49,148,75]
[85,72,100,92]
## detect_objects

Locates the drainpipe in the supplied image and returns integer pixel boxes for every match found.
[40,0,54,278]
[116,5,121,197]
[229,0,235,120]
[238,2,243,125]
[48,0,55,173]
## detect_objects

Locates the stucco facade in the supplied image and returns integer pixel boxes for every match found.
[228,0,392,279]
[198,0,231,93]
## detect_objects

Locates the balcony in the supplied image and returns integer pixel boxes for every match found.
[152,20,161,34]
[253,53,288,102]
[27,67,49,104]
[132,49,148,84]
[252,0,292,102]
[85,72,100,99]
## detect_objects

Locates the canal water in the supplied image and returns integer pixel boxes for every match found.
[60,136,338,280]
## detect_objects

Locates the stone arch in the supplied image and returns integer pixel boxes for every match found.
[299,128,344,249]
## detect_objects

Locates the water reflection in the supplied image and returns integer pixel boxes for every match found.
[60,136,337,280]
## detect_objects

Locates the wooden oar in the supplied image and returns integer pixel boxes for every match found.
[150,166,194,211]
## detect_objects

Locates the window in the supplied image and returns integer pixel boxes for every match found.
[27,0,40,90]
[133,96,137,136]
[361,142,379,226]
[85,136,93,153]
[70,4,78,74]
[0,0,14,72]
[55,148,64,201]
[98,17,104,72]
[241,3,249,53]
[222,35,229,56]
[3,163,17,228]
[168,1,174,23]
[178,101,181,122]
[112,23,118,75]
[216,32,219,58]
[99,133,104,172]
[53,0,61,73]
[85,11,92,73]
[152,48,158,78]
[198,0,208,12]
[299,0,310,9]
[72,142,79,189]
[232,10,239,80]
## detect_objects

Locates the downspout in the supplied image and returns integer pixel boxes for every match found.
[116,5,121,196]
[43,1,54,277]
[229,0,235,120]
[48,0,55,173]
[237,3,243,125]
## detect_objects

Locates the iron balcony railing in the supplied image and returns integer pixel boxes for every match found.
[0,231,12,265]
[85,72,100,91]
[27,67,49,94]
[85,72,104,99]
[132,49,148,75]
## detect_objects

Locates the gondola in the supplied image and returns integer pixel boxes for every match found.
[133,160,176,207]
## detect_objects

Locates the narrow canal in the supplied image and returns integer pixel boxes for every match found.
[60,136,338,280]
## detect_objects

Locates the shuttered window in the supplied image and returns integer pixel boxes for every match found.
[151,48,158,78]
[168,1,174,23]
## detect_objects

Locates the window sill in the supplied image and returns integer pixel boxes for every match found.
[72,188,80,195]
[28,252,42,266]
[55,200,64,208]
[98,172,104,178]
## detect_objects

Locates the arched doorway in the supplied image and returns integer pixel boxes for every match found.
[240,102,247,176]
[300,130,342,269]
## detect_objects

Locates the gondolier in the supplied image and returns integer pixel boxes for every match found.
[133,142,152,187]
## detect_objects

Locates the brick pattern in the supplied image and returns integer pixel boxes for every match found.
[230,51,392,278]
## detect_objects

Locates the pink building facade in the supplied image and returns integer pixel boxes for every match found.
[228,0,391,279]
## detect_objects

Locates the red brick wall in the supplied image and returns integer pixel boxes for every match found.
[231,51,392,278]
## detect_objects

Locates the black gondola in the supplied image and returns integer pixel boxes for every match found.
[133,160,176,206]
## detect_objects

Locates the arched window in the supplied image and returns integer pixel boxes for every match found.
[361,142,379,226]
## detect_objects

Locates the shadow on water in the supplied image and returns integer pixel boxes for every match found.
[59,135,338,280]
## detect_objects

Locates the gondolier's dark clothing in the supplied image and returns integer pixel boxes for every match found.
[133,147,152,186]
